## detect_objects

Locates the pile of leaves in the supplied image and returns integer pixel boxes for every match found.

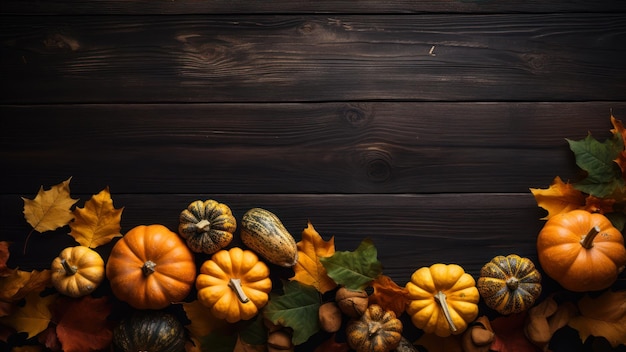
[1,113,626,352]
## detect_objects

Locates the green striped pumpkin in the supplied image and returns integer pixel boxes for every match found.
[477,254,542,315]
[112,311,186,352]
[178,199,237,254]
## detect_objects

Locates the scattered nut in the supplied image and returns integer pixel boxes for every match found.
[319,301,342,333]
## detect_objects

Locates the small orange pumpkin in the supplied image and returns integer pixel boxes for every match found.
[106,224,196,309]
[537,210,626,292]
[51,246,105,298]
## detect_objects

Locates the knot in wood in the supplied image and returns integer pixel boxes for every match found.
[341,104,372,127]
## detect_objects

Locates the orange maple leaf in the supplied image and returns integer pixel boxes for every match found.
[583,194,615,214]
[530,176,585,219]
[0,242,10,277]
[69,186,123,248]
[368,274,408,317]
[610,114,626,180]
[54,295,114,352]
[0,292,56,339]
[490,312,541,352]
[290,221,337,293]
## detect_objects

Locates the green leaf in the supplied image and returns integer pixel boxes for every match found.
[320,238,383,291]
[263,281,321,345]
[195,331,237,352]
[567,133,624,197]
[238,313,267,346]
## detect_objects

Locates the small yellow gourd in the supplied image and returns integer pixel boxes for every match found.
[51,246,105,298]
[196,247,272,323]
[405,263,479,337]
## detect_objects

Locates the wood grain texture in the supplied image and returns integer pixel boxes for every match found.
[1,193,547,284]
[2,0,626,15]
[2,102,623,195]
[2,14,625,103]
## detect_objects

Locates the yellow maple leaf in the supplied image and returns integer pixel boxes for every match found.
[0,292,56,339]
[0,269,51,303]
[290,221,337,294]
[530,176,585,219]
[181,300,230,339]
[69,187,123,248]
[22,177,78,233]
[568,289,626,348]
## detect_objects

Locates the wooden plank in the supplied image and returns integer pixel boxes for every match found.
[2,14,625,103]
[2,0,626,15]
[2,102,623,195]
[1,193,548,284]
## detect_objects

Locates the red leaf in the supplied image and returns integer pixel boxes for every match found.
[490,313,542,352]
[54,295,114,352]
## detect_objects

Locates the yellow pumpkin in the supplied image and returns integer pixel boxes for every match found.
[345,304,403,352]
[405,263,479,337]
[51,246,105,297]
[196,247,272,323]
[477,254,542,315]
[537,210,626,292]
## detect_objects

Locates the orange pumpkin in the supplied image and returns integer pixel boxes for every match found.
[106,224,197,309]
[537,210,626,292]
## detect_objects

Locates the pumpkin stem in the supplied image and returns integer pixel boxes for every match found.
[580,226,601,249]
[195,219,211,232]
[434,291,458,333]
[506,277,519,291]
[228,278,250,303]
[142,260,156,276]
[60,259,77,276]
[368,322,382,337]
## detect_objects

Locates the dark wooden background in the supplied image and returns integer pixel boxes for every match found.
[2,1,626,351]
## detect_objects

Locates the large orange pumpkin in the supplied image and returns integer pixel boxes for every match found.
[537,210,626,292]
[106,224,197,309]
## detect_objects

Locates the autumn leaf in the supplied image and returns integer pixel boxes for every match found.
[38,325,62,351]
[22,177,78,233]
[490,312,541,352]
[368,274,408,317]
[263,280,321,345]
[567,132,624,198]
[0,269,51,303]
[54,295,114,352]
[182,300,232,339]
[290,221,337,294]
[0,292,56,339]
[313,333,350,352]
[568,289,626,348]
[524,296,578,350]
[69,186,123,248]
[415,333,463,352]
[320,238,382,291]
[22,177,79,253]
[610,114,626,179]
[238,313,267,346]
[530,176,585,219]
[193,332,238,352]
[0,241,10,277]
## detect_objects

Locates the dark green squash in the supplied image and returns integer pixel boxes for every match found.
[112,311,186,352]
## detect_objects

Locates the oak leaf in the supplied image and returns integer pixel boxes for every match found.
[54,295,114,352]
[0,292,56,339]
[69,186,123,248]
[0,269,51,303]
[22,177,78,233]
[290,221,337,294]
[530,176,585,219]
[568,289,626,348]
[368,274,408,317]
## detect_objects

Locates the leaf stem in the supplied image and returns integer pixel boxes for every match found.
[23,228,35,255]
